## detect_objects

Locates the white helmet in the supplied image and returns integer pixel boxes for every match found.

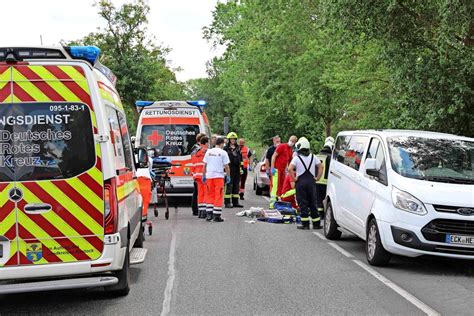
[295,137,310,151]
[324,136,335,149]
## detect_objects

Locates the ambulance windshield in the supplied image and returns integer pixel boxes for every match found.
[0,103,96,182]
[140,125,200,157]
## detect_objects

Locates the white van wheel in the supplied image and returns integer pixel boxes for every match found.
[106,240,131,296]
[366,218,391,266]
[324,203,341,240]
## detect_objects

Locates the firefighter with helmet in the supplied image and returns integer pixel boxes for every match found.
[288,137,323,230]
[224,132,244,208]
[315,136,334,220]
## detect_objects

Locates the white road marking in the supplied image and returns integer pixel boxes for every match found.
[261,196,270,202]
[313,232,327,240]
[161,232,177,316]
[353,260,440,316]
[327,242,354,258]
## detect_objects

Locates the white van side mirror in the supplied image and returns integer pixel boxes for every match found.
[136,147,149,168]
[365,158,379,177]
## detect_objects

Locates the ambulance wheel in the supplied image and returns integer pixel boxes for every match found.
[148,225,153,236]
[366,218,391,266]
[134,224,144,248]
[323,202,341,240]
[256,185,263,196]
[154,205,158,217]
[106,240,130,296]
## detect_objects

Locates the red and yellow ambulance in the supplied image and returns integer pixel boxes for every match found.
[135,100,211,196]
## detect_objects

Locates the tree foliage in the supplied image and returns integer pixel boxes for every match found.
[68,0,185,133]
[190,0,473,147]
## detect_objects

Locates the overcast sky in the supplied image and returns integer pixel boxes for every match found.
[0,0,222,81]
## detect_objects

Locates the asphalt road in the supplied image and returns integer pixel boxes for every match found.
[1,174,473,315]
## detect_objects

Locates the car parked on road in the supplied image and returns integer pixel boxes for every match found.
[253,150,270,196]
[324,130,474,266]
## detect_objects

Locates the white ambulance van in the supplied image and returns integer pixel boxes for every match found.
[0,46,147,296]
[135,100,212,196]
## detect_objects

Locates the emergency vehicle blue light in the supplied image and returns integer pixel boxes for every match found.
[186,100,207,107]
[135,100,155,107]
[68,46,101,64]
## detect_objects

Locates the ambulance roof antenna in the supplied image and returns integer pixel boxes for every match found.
[40,35,43,46]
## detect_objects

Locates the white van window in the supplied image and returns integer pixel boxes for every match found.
[0,103,95,182]
[117,112,133,170]
[140,124,200,157]
[367,137,388,185]
[339,136,369,171]
[334,135,351,163]
[388,137,474,184]
[106,107,126,171]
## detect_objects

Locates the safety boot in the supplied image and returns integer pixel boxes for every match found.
[213,214,224,222]
[313,221,322,230]
[297,221,310,230]
[198,209,206,219]
[224,198,233,208]
[239,192,245,200]
[232,197,244,208]
[206,211,214,222]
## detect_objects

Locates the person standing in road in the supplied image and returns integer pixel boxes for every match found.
[271,135,297,207]
[289,137,323,230]
[265,135,281,201]
[191,133,205,216]
[315,137,334,220]
[136,146,155,223]
[238,138,252,200]
[191,136,210,219]
[224,132,244,208]
[203,137,231,222]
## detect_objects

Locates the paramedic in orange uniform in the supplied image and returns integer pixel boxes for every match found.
[191,136,210,219]
[238,138,252,200]
[136,148,154,222]
[202,137,231,222]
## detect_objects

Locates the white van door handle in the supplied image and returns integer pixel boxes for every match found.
[24,203,52,214]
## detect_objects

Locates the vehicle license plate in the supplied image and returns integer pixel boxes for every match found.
[446,234,474,245]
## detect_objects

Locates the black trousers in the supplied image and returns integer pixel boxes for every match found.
[192,180,198,215]
[315,184,327,213]
[240,168,248,196]
[296,172,319,226]
[225,169,241,202]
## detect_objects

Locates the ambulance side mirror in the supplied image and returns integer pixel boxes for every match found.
[136,147,149,168]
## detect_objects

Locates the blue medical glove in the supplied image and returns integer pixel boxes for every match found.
[202,175,206,183]
[225,175,231,184]
[271,167,276,176]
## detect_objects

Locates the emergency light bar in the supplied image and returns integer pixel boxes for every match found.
[186,100,207,107]
[65,46,101,65]
[135,101,155,107]
[0,47,66,62]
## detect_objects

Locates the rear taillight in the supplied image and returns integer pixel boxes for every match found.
[260,165,266,172]
[104,178,119,234]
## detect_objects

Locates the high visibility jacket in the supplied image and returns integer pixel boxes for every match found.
[316,149,332,185]
[240,145,250,168]
[191,145,208,179]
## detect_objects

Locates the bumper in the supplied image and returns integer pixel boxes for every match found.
[378,220,474,259]
[0,233,126,281]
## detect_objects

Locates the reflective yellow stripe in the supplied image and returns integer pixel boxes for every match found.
[28,66,82,102]
[12,68,50,101]
[67,178,104,212]
[316,154,328,185]
[312,217,321,222]
[58,65,86,81]
[0,211,16,235]
[11,94,21,103]
[17,212,76,262]
[0,183,14,207]
[0,69,10,82]
[281,189,296,198]
[224,194,232,198]
[301,217,310,222]
[88,166,103,186]
[117,181,138,201]
[37,182,103,235]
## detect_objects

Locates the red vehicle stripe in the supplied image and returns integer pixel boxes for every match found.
[0,84,10,102]
[14,66,66,101]
[0,200,15,222]
[78,173,103,198]
[23,182,103,242]
[44,66,91,105]
[4,225,16,240]
[53,181,103,225]
[17,223,63,263]
[12,82,35,101]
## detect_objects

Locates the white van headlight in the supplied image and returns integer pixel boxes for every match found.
[391,187,427,215]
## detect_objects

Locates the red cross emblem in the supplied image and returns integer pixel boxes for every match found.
[147,130,164,146]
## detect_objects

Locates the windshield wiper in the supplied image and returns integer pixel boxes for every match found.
[424,176,474,185]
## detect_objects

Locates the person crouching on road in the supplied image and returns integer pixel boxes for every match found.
[289,137,323,230]
[191,133,205,216]
[136,146,155,223]
[202,137,231,222]
[239,138,252,200]
[191,136,210,219]
[315,136,334,220]
[280,169,297,209]
[224,132,244,208]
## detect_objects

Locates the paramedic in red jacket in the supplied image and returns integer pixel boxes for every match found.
[271,135,297,201]
[191,136,209,219]
[239,138,252,200]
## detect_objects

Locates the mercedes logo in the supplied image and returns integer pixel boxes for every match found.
[8,188,23,202]
[457,208,474,216]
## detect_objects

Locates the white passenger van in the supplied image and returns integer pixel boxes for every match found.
[135,100,211,196]
[0,46,147,295]
[324,130,474,266]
